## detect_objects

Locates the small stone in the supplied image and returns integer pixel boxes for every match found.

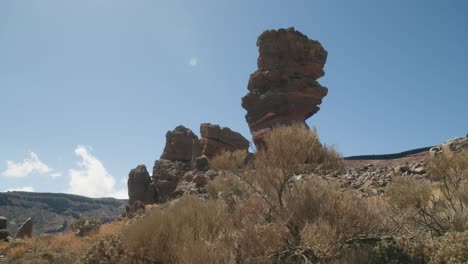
[413,167,426,174]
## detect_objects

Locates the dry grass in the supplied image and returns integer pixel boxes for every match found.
[387,151,468,237]
[1,220,126,263]
[209,149,248,171]
[6,244,28,259]
[123,196,235,263]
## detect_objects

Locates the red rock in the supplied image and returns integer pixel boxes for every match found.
[242,27,328,147]
[196,123,249,158]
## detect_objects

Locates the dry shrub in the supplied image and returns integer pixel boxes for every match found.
[207,171,250,210]
[79,236,128,264]
[47,232,90,254]
[7,244,28,259]
[209,149,248,171]
[247,123,344,214]
[296,179,390,258]
[95,221,124,239]
[386,176,433,210]
[70,217,102,237]
[123,196,235,264]
[425,230,468,263]
[387,152,468,236]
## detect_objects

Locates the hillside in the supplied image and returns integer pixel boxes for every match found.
[0,192,126,236]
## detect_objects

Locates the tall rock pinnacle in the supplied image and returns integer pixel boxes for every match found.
[241,27,328,147]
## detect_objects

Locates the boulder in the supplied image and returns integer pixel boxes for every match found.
[15,217,33,239]
[160,126,198,161]
[241,27,328,147]
[0,230,9,241]
[197,123,249,158]
[0,216,6,230]
[127,165,157,205]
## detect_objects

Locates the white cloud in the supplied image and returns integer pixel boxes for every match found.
[1,186,34,192]
[1,152,52,178]
[189,57,198,66]
[50,172,62,178]
[68,146,127,199]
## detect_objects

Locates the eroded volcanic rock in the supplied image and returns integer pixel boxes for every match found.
[153,159,191,202]
[195,123,250,158]
[242,27,328,146]
[160,125,198,161]
[127,165,157,205]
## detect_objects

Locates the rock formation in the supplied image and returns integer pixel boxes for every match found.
[127,165,157,205]
[128,123,248,204]
[0,230,9,241]
[0,216,8,242]
[153,159,191,202]
[241,27,328,146]
[0,216,6,230]
[195,123,250,158]
[15,217,33,239]
[430,135,468,156]
[160,125,198,161]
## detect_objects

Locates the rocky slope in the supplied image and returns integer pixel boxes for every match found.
[0,192,126,236]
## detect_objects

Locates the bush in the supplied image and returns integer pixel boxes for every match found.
[79,236,128,264]
[387,152,468,237]
[426,230,468,263]
[123,196,235,263]
[247,123,345,216]
[209,149,248,172]
[70,217,102,237]
[207,171,250,210]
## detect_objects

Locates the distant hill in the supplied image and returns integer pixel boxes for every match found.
[0,191,127,236]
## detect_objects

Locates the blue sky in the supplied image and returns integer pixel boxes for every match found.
[1,0,467,198]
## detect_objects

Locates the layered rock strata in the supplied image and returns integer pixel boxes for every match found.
[242,27,328,146]
[196,123,250,158]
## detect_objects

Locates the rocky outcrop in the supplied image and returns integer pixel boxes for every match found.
[0,216,8,242]
[195,123,250,158]
[160,126,198,161]
[0,230,9,241]
[127,124,249,205]
[430,135,468,156]
[153,159,191,202]
[241,27,328,146]
[0,216,6,230]
[15,217,33,239]
[127,165,157,205]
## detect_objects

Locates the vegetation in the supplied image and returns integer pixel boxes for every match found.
[70,217,102,237]
[3,125,467,263]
